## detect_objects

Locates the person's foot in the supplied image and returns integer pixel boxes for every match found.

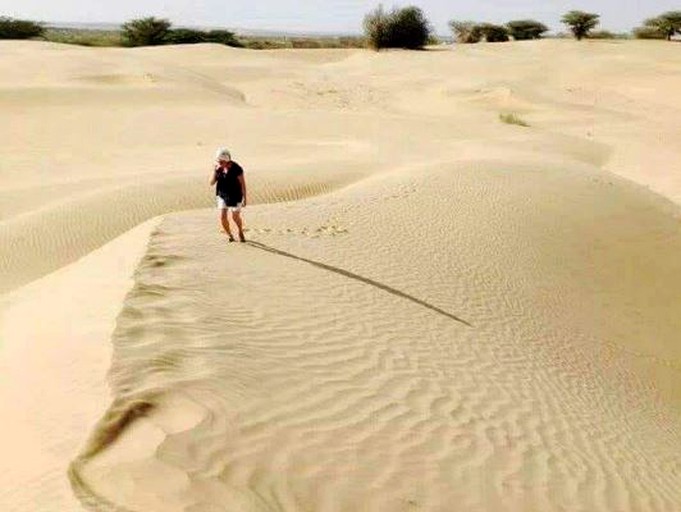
[227,233,235,242]
[238,232,246,242]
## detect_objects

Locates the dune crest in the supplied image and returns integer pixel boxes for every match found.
[70,161,681,511]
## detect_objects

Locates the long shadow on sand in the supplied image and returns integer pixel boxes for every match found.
[247,240,472,328]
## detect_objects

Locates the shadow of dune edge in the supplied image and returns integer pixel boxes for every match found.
[67,389,276,512]
[0,171,365,294]
[69,396,158,512]
[68,159,681,512]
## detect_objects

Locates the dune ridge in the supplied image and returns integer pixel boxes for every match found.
[69,160,681,511]
[0,169,367,293]
[1,39,681,511]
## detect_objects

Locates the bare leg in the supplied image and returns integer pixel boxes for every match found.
[220,210,234,241]
[232,210,245,242]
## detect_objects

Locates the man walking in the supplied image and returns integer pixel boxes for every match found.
[210,148,247,242]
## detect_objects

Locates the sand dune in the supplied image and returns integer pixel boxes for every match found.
[1,39,681,511]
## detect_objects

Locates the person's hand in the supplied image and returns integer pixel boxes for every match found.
[242,198,247,207]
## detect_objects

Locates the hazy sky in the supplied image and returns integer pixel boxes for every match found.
[1,0,678,34]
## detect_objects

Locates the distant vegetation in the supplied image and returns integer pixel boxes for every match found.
[363,5,431,50]
[240,35,365,50]
[164,28,243,47]
[506,20,548,40]
[634,11,681,40]
[450,19,547,43]
[477,23,509,42]
[451,21,512,44]
[43,27,122,46]
[121,17,165,46]
[588,30,628,40]
[3,10,681,49]
[121,17,171,46]
[0,16,44,39]
[118,17,245,47]
[449,21,482,44]
[561,11,600,41]
[450,11,637,43]
[632,26,666,40]
[163,28,206,45]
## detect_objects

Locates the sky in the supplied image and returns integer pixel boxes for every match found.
[1,0,679,35]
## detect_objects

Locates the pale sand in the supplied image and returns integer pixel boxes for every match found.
[1,39,681,511]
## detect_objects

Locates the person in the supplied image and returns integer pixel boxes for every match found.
[210,148,247,242]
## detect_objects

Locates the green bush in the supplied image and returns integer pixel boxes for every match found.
[506,20,548,40]
[561,11,600,41]
[588,30,628,40]
[204,29,243,47]
[43,28,122,46]
[364,5,431,50]
[478,23,509,42]
[122,17,171,46]
[450,21,482,44]
[633,26,666,39]
[450,21,509,43]
[0,16,44,39]
[163,28,242,47]
[164,28,207,45]
[242,38,287,50]
[639,11,681,41]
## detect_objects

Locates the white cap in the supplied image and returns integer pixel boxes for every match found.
[215,148,231,162]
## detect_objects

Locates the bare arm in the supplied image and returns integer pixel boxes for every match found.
[209,167,218,186]
[238,174,247,206]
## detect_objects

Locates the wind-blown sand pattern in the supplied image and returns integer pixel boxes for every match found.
[1,40,681,511]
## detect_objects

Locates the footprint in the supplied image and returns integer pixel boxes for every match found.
[244,225,348,237]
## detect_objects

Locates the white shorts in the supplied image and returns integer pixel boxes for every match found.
[217,196,243,212]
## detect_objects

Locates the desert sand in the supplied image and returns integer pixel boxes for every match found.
[1,39,680,511]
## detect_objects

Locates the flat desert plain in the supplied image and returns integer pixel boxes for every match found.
[1,39,680,511]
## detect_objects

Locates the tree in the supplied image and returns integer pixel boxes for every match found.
[364,5,431,50]
[478,23,509,42]
[561,11,600,40]
[450,21,509,43]
[389,6,431,49]
[122,17,171,46]
[364,5,389,49]
[449,21,482,44]
[0,16,44,39]
[641,11,681,41]
[506,20,548,40]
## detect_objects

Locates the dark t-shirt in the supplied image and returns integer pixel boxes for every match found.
[215,162,244,201]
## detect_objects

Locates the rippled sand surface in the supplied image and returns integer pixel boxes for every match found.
[1,40,681,512]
